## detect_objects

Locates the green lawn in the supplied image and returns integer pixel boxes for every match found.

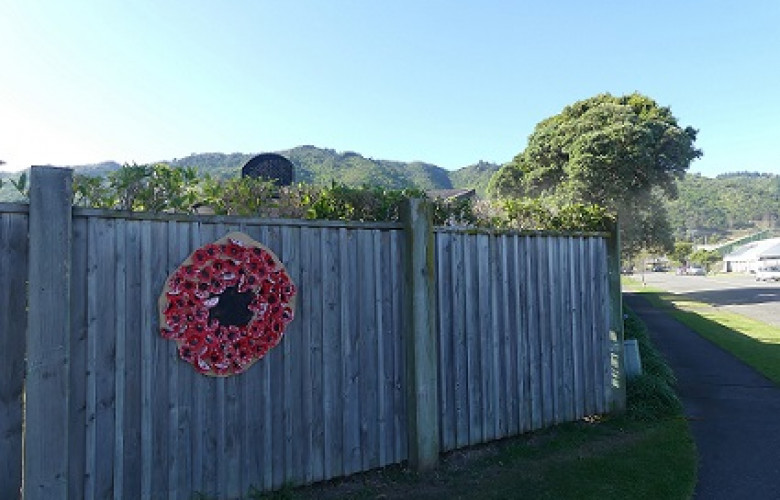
[248,417,694,500]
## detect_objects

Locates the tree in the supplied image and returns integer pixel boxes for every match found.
[489,92,701,257]
[689,248,720,272]
[670,241,694,266]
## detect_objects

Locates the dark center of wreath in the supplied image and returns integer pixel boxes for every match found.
[208,286,254,327]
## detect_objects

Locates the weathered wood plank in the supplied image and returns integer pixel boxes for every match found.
[435,232,455,451]
[560,237,575,423]
[341,228,362,475]
[292,226,313,484]
[112,218,127,500]
[378,230,396,464]
[498,235,514,437]
[358,229,379,470]
[120,219,143,499]
[67,216,88,500]
[526,236,542,430]
[570,237,584,419]
[169,221,195,500]
[321,227,343,479]
[0,212,28,499]
[464,234,482,445]
[87,217,119,500]
[164,221,181,499]
[514,235,529,433]
[390,230,407,462]
[547,237,561,425]
[582,237,596,416]
[24,167,72,499]
[150,221,171,497]
[451,234,469,448]
[476,234,494,443]
[487,235,502,439]
[282,225,304,485]
[306,226,324,483]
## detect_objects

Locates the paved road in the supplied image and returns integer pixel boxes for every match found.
[625,293,780,500]
[630,272,780,327]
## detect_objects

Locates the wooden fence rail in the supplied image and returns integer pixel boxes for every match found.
[0,166,624,499]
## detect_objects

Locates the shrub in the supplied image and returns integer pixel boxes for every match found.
[623,306,682,420]
[69,163,613,232]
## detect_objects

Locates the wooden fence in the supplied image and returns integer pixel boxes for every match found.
[0,167,624,499]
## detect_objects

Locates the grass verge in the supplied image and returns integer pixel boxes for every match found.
[247,417,694,500]
[240,309,696,500]
[627,282,780,385]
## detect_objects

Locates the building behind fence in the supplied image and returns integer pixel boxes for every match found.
[0,167,624,499]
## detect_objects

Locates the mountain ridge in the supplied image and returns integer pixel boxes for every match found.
[0,145,501,195]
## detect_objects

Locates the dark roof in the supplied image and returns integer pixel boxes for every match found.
[426,188,476,201]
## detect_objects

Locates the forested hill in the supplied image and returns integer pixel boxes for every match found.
[167,146,501,194]
[666,172,780,239]
[0,146,501,201]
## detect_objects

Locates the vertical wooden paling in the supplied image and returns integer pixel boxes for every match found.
[0,208,29,499]
[451,232,469,449]
[122,218,143,499]
[434,231,454,451]
[68,214,88,500]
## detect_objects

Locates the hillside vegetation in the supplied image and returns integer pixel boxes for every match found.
[666,172,780,242]
[0,146,501,203]
[168,146,501,194]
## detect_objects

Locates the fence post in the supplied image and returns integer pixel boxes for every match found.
[400,198,439,471]
[23,166,73,499]
[606,217,626,411]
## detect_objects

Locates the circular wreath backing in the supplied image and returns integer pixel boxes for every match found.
[159,232,296,376]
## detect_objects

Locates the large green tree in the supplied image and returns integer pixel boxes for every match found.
[489,92,701,256]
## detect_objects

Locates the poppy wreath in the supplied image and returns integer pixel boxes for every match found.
[158,232,296,376]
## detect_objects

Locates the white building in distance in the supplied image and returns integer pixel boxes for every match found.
[723,237,780,273]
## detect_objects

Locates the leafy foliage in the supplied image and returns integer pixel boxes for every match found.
[448,160,501,197]
[67,163,611,231]
[688,248,720,271]
[623,306,682,420]
[669,241,694,266]
[501,198,612,232]
[489,93,702,257]
[667,172,780,240]
[74,163,200,212]
[0,172,28,201]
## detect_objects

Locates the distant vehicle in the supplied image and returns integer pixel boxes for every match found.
[755,266,780,282]
[683,266,706,276]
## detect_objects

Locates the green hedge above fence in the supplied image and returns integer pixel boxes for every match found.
[11,163,613,231]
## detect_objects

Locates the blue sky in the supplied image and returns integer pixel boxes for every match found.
[1,1,779,176]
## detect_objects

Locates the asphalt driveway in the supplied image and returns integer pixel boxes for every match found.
[625,293,780,500]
